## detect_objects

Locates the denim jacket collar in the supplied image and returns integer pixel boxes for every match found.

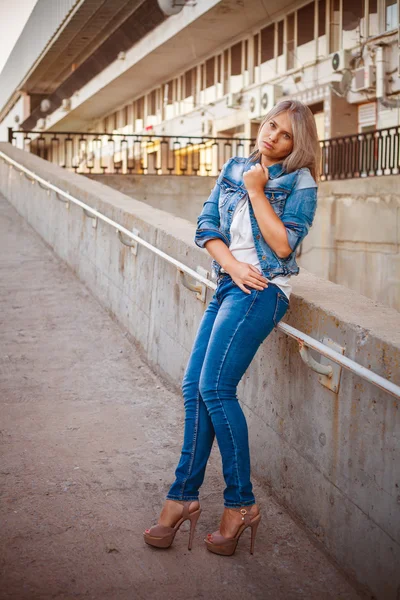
[267,162,286,179]
[242,159,285,180]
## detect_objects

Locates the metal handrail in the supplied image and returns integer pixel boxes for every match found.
[1,149,399,400]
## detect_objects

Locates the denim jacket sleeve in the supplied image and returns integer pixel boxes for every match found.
[194,159,232,249]
[280,186,318,252]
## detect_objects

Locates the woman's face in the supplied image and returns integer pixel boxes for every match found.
[257,111,294,165]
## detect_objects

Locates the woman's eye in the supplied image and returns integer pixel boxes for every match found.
[270,122,275,128]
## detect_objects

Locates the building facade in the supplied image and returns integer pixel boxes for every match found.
[0,0,399,149]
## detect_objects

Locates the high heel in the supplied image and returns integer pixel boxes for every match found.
[143,501,201,550]
[204,506,261,556]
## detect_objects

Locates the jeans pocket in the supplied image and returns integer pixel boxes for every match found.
[272,292,290,327]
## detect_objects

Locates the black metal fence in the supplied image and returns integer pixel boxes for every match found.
[8,128,255,177]
[320,126,400,180]
[8,126,400,179]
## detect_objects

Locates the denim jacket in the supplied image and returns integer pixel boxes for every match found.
[194,157,318,280]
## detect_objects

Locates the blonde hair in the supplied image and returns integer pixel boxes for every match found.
[249,99,321,181]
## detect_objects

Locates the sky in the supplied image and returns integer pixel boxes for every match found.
[0,0,38,74]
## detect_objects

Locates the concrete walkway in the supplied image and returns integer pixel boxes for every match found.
[0,193,365,600]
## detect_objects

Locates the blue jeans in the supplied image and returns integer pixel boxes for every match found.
[166,274,289,508]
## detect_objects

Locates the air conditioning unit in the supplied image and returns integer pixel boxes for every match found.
[61,98,71,111]
[226,92,242,109]
[157,0,184,16]
[248,92,261,119]
[353,66,376,92]
[249,84,283,119]
[260,84,283,114]
[40,98,51,113]
[331,50,352,72]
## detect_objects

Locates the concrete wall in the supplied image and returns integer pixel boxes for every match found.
[89,173,400,311]
[86,174,214,225]
[302,176,400,311]
[1,144,400,600]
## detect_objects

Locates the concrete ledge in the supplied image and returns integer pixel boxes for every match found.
[1,143,399,600]
[89,173,400,311]
[86,174,213,225]
[318,174,400,197]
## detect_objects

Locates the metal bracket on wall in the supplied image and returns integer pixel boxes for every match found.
[55,191,70,209]
[117,228,140,255]
[177,266,209,303]
[83,208,97,228]
[38,181,50,194]
[21,171,35,184]
[299,337,345,394]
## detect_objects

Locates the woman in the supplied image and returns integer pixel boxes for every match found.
[144,99,320,556]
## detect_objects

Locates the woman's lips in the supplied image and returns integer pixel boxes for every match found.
[263,141,273,150]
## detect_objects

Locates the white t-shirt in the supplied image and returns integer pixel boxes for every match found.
[226,197,292,299]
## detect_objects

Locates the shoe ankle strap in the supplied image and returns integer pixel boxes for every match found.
[228,507,253,525]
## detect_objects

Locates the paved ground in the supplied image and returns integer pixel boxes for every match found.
[0,193,367,600]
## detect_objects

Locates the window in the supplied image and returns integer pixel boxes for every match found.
[330,0,340,52]
[136,97,144,120]
[120,105,128,127]
[277,20,284,56]
[206,57,215,88]
[287,13,295,70]
[254,33,260,66]
[261,24,275,62]
[297,2,315,46]
[318,0,326,36]
[177,75,183,101]
[309,101,325,140]
[369,0,378,36]
[217,55,222,83]
[200,64,206,91]
[358,102,376,132]
[184,68,195,98]
[223,49,229,93]
[148,90,157,115]
[163,80,176,118]
[342,0,364,31]
[165,80,174,104]
[108,112,117,132]
[231,42,242,76]
[385,0,398,30]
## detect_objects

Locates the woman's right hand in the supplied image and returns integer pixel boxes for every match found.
[224,260,269,294]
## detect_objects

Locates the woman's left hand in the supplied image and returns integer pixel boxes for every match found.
[243,163,269,194]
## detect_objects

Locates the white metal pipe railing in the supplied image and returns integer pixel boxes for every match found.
[1,149,399,400]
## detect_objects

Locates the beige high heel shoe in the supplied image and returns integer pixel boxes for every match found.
[204,506,261,556]
[143,500,201,550]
